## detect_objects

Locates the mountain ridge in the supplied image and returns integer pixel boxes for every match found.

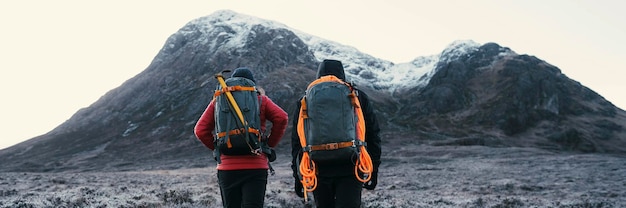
[1,10,624,172]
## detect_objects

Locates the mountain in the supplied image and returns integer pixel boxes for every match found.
[393,42,626,153]
[1,10,625,172]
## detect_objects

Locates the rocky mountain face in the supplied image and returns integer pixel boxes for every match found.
[1,10,624,172]
[393,43,626,153]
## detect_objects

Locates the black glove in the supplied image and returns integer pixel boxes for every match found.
[294,178,304,198]
[363,168,378,190]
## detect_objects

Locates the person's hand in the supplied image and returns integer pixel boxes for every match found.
[363,168,378,190]
[294,178,304,198]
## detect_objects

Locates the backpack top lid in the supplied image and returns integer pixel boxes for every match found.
[231,67,255,83]
[316,59,345,81]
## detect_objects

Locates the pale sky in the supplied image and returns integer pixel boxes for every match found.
[1,0,624,150]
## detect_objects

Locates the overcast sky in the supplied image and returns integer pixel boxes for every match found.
[1,0,624,150]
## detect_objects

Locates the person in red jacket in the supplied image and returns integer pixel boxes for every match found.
[194,67,288,208]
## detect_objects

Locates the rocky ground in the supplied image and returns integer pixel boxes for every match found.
[1,145,624,208]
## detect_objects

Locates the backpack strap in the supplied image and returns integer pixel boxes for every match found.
[216,128,260,138]
[308,141,355,151]
[306,75,345,90]
[213,86,256,97]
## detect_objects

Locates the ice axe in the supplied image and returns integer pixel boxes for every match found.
[214,69,247,127]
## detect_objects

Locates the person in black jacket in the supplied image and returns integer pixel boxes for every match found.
[291,59,382,208]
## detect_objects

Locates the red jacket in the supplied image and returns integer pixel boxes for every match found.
[194,94,288,170]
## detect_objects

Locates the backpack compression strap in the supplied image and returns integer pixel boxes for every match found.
[217,127,261,148]
[308,141,355,151]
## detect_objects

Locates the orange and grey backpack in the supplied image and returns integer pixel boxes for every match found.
[296,75,373,201]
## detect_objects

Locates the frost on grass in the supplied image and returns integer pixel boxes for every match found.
[1,145,625,207]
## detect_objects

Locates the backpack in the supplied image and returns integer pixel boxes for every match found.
[213,76,263,157]
[296,75,373,199]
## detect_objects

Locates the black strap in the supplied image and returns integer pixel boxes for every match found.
[213,145,221,164]
[268,162,275,176]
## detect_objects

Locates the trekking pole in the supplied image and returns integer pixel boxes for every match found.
[215,70,247,126]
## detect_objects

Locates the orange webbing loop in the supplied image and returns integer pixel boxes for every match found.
[352,90,373,183]
[297,98,316,202]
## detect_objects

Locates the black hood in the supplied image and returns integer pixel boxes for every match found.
[316,59,346,81]
[231,67,256,83]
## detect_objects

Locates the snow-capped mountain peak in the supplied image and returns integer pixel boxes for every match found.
[438,40,481,64]
[183,10,485,93]
[178,10,292,50]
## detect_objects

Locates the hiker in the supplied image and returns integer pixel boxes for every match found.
[194,67,288,208]
[291,59,382,208]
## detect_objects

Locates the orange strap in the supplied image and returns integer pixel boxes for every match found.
[297,100,308,150]
[217,128,260,149]
[306,75,346,90]
[297,97,315,202]
[300,98,308,119]
[216,127,260,138]
[351,89,373,183]
[213,86,256,97]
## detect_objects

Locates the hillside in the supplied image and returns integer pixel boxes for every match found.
[0,10,624,173]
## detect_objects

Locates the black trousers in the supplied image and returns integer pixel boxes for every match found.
[217,169,268,208]
[313,175,364,208]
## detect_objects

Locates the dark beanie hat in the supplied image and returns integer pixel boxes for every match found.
[317,59,346,81]
[232,67,255,83]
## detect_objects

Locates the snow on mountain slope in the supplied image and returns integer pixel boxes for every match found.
[188,10,483,92]
[295,34,482,92]
[178,10,292,54]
